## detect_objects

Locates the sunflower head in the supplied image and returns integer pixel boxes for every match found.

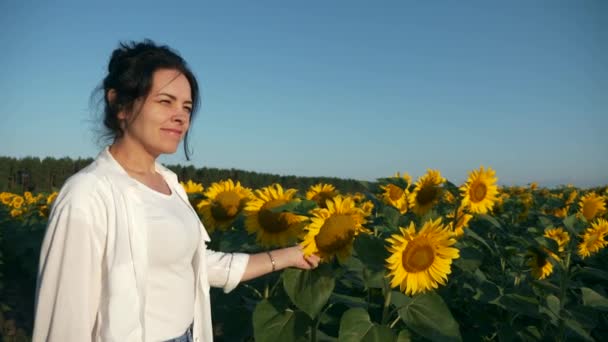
[447,207,473,238]
[385,218,460,296]
[380,183,409,214]
[553,207,568,218]
[10,208,24,218]
[565,190,578,206]
[408,169,446,216]
[0,192,15,206]
[10,196,25,209]
[245,184,307,247]
[180,180,204,195]
[196,179,252,232]
[543,227,570,253]
[577,218,608,258]
[527,247,555,280]
[578,192,606,221]
[459,166,498,214]
[301,195,369,262]
[306,183,339,208]
[47,192,58,205]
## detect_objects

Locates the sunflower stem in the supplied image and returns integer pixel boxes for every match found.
[381,280,392,325]
[242,284,263,299]
[310,317,318,342]
[557,249,572,342]
[263,282,270,299]
[389,315,401,329]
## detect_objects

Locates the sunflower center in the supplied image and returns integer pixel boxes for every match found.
[470,182,487,203]
[258,199,299,233]
[387,184,404,201]
[314,214,356,254]
[401,239,435,272]
[211,191,243,221]
[417,186,439,206]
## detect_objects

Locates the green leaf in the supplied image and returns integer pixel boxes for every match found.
[534,236,559,254]
[564,318,594,341]
[382,206,401,228]
[453,247,483,272]
[543,295,560,326]
[463,228,494,254]
[562,214,581,235]
[472,280,501,304]
[283,265,336,319]
[354,233,388,272]
[338,308,396,342]
[581,287,608,311]
[499,294,540,318]
[577,266,608,282]
[252,299,310,342]
[396,329,412,342]
[476,214,502,228]
[392,291,461,342]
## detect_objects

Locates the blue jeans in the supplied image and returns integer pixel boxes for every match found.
[164,324,193,342]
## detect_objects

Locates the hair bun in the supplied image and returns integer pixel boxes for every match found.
[107,39,159,74]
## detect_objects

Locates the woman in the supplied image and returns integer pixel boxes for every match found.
[32,40,320,342]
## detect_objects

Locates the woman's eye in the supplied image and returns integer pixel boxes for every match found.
[160,99,171,104]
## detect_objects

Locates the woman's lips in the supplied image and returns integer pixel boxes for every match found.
[161,128,183,137]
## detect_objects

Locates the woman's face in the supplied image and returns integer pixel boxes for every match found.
[119,68,193,156]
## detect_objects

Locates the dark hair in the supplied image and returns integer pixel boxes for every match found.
[97,39,200,160]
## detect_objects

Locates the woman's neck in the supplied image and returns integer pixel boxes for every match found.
[109,138,158,175]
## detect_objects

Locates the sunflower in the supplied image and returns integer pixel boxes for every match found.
[447,207,473,238]
[0,192,14,206]
[553,207,568,218]
[527,247,555,280]
[577,218,608,258]
[565,190,578,206]
[460,166,498,214]
[47,192,58,205]
[380,183,409,214]
[359,200,374,218]
[196,179,252,232]
[385,218,459,296]
[443,191,456,204]
[544,227,570,253]
[10,208,24,218]
[10,196,25,209]
[408,169,446,216]
[306,183,339,208]
[529,182,538,191]
[245,184,307,247]
[180,180,204,195]
[578,192,606,221]
[301,196,369,262]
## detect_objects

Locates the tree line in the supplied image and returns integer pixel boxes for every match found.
[0,156,372,194]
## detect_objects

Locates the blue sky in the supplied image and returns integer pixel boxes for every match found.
[1,1,606,187]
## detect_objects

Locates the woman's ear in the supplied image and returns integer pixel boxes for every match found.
[107,89,128,120]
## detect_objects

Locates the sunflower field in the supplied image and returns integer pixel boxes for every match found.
[1,167,608,341]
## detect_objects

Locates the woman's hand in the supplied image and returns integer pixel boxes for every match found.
[241,245,321,282]
[282,245,321,270]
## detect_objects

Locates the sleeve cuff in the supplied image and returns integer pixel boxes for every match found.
[223,252,249,293]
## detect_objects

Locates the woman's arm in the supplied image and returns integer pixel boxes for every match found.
[205,246,320,293]
[32,182,106,342]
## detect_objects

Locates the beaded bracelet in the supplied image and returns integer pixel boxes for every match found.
[266,251,276,272]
